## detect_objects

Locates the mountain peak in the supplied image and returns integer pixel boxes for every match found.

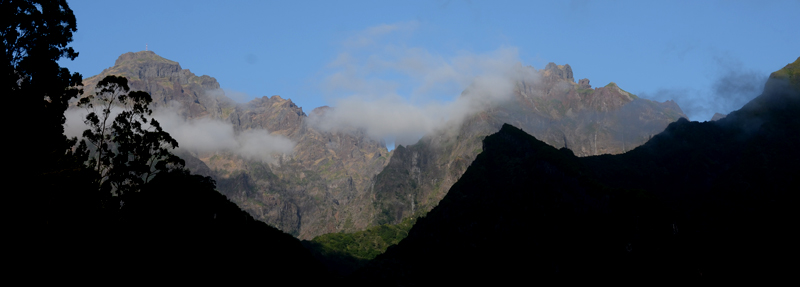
[114,50,178,67]
[81,51,221,119]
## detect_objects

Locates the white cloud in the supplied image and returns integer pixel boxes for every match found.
[153,106,295,163]
[64,104,295,164]
[313,22,538,146]
[343,21,419,49]
[64,108,91,140]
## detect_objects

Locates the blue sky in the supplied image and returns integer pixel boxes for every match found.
[62,0,799,124]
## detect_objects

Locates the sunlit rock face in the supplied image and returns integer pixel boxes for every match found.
[83,51,391,239]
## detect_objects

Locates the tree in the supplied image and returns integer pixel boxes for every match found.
[3,0,89,228]
[3,0,82,152]
[78,75,184,195]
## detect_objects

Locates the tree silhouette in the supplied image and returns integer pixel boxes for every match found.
[3,0,82,152]
[3,0,90,228]
[78,75,184,195]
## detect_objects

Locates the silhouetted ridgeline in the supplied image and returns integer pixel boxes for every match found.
[348,58,799,284]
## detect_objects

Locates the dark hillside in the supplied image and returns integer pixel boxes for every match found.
[34,169,331,283]
[351,124,681,284]
[349,58,799,284]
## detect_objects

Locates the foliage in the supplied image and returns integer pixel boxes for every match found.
[576,87,594,95]
[6,2,332,281]
[4,0,89,229]
[77,75,184,194]
[302,215,419,277]
[310,215,418,261]
[3,0,82,150]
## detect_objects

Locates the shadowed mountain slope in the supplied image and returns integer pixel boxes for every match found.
[34,165,332,283]
[349,57,799,284]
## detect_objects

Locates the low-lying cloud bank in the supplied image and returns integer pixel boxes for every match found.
[64,106,295,164]
[310,22,539,146]
[153,108,295,163]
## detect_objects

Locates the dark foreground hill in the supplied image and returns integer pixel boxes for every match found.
[348,58,800,284]
[29,169,330,283]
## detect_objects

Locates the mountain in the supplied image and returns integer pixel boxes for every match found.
[348,57,800,284]
[82,51,391,239]
[371,62,686,225]
[82,51,227,119]
[80,52,684,240]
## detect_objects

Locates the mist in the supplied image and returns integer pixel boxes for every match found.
[64,105,295,164]
[310,22,539,146]
[640,57,767,121]
[205,88,252,104]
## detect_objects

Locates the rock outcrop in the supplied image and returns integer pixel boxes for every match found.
[543,62,574,82]
[578,78,591,89]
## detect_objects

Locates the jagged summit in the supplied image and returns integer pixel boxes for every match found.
[81,51,222,119]
[543,62,574,82]
[88,51,217,90]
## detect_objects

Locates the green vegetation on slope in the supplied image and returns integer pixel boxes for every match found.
[311,215,418,260]
[771,56,800,86]
[302,215,420,276]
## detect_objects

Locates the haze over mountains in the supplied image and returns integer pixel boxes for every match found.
[69,51,686,239]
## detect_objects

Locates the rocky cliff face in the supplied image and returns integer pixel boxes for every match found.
[371,62,687,225]
[83,51,391,239]
[205,100,392,239]
[82,52,688,239]
[82,51,227,120]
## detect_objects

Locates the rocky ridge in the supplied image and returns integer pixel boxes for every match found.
[82,51,391,239]
[371,62,687,225]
